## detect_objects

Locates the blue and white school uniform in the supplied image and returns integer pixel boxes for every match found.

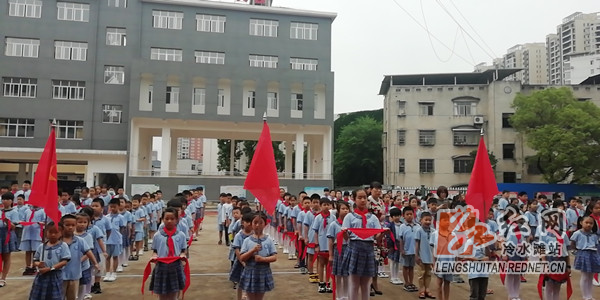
[415,226,434,265]
[524,211,539,238]
[239,235,277,293]
[229,219,241,238]
[500,222,530,261]
[20,208,46,251]
[149,202,158,231]
[149,228,187,295]
[303,211,318,255]
[59,201,77,216]
[0,208,20,253]
[539,230,569,283]
[81,197,93,207]
[398,222,421,266]
[570,229,600,273]
[431,231,455,281]
[312,213,336,252]
[327,219,349,276]
[87,225,105,263]
[77,231,95,285]
[387,222,402,263]
[537,203,549,214]
[217,203,225,230]
[105,213,126,257]
[229,231,252,283]
[342,212,381,277]
[467,245,489,281]
[17,189,31,201]
[132,208,146,242]
[296,210,306,236]
[498,198,509,211]
[93,215,111,236]
[63,236,91,282]
[29,242,71,300]
[120,210,133,248]
[565,208,580,232]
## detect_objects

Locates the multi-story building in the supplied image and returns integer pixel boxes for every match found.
[379,70,600,187]
[0,0,336,197]
[503,43,548,85]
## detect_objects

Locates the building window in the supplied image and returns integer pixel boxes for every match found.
[419,103,434,116]
[291,93,303,111]
[57,2,90,22]
[247,91,256,109]
[107,0,126,8]
[503,172,516,183]
[397,130,406,145]
[102,104,122,124]
[290,22,318,40]
[502,113,513,128]
[0,118,34,138]
[453,157,471,173]
[453,101,477,116]
[419,159,434,173]
[2,77,37,98]
[217,89,225,107]
[453,130,479,146]
[398,159,405,173]
[166,86,179,104]
[106,27,126,46]
[148,85,153,104]
[419,130,436,146]
[150,48,182,62]
[503,143,515,159]
[54,41,87,61]
[267,92,278,110]
[103,66,125,84]
[152,10,183,30]
[249,19,278,37]
[398,101,406,116]
[8,0,42,18]
[196,14,225,33]
[5,38,39,58]
[249,55,278,68]
[194,51,225,65]
[56,120,83,139]
[290,57,318,71]
[52,80,85,100]
[193,88,205,106]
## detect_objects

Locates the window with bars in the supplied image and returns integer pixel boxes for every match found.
[102,104,122,124]
[196,14,225,33]
[453,130,479,146]
[453,101,477,116]
[0,118,34,138]
[8,0,42,18]
[397,130,406,145]
[57,2,89,22]
[291,93,303,111]
[217,89,225,107]
[398,159,405,173]
[104,66,125,84]
[249,55,278,68]
[419,103,434,116]
[5,37,39,57]
[247,91,256,109]
[267,92,278,110]
[194,51,225,64]
[397,101,406,116]
[419,130,436,146]
[193,88,205,106]
[106,27,126,46]
[290,57,318,71]
[150,48,182,61]
[419,159,434,173]
[2,77,37,98]
[249,19,278,37]
[152,10,183,29]
[290,22,318,40]
[166,86,179,104]
[54,41,87,61]
[52,80,85,100]
[453,157,471,173]
[55,120,83,139]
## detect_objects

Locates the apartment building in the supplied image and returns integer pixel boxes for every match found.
[503,43,548,84]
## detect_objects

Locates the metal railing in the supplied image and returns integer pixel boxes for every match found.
[129,169,332,180]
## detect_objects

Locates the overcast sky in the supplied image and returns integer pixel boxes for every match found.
[269,0,599,114]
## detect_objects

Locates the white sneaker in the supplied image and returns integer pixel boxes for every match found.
[148,239,153,244]
[110,273,117,282]
[278,245,283,249]
[288,254,294,260]
[283,249,289,254]
[103,272,112,282]
[122,263,128,267]
[116,266,123,273]
[139,250,144,255]
[83,294,93,300]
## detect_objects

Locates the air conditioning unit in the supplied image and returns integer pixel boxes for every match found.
[473,116,484,125]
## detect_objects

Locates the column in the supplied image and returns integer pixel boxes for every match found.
[229,139,236,174]
[284,140,293,178]
[27,163,33,181]
[294,133,304,179]
[160,128,171,177]
[17,163,26,184]
[130,124,139,175]
[322,129,332,180]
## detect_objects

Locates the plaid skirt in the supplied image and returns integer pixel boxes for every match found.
[574,249,600,273]
[345,240,376,277]
[29,270,63,300]
[388,249,403,263]
[229,260,244,283]
[150,261,186,295]
[240,261,274,293]
[0,228,18,253]
[332,244,349,276]
[79,267,92,285]
[122,227,131,247]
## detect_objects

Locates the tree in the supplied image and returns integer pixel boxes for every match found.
[240,140,285,172]
[468,150,498,171]
[510,87,600,183]
[334,109,383,145]
[216,139,242,172]
[334,116,383,186]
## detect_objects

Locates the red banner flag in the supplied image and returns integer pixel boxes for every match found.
[28,126,60,228]
[465,136,498,222]
[243,120,280,215]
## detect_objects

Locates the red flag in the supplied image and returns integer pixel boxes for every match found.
[28,126,60,228]
[465,137,498,222]
[243,120,280,215]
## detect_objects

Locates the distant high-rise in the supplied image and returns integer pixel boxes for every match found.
[503,43,548,84]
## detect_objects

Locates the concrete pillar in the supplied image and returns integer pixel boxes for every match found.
[294,133,304,179]
[17,163,26,184]
[27,163,33,181]
[229,139,236,173]
[130,124,139,175]
[322,128,332,180]
[284,140,293,178]
[160,128,171,177]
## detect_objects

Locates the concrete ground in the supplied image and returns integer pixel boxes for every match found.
[1,211,593,300]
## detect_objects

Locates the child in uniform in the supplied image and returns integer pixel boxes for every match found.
[131,195,146,260]
[387,207,403,285]
[229,212,254,299]
[328,201,350,300]
[28,222,70,300]
[104,198,126,282]
[312,198,335,293]
[296,196,311,273]
[118,197,133,272]
[20,205,46,275]
[0,192,19,287]
[303,194,321,283]
[399,206,421,292]
[61,214,98,300]
[75,212,100,300]
[570,215,600,300]
[415,211,434,299]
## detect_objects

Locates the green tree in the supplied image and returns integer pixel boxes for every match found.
[334,116,383,186]
[510,87,600,183]
[468,150,498,171]
[241,140,285,172]
[334,109,383,145]
[216,139,242,172]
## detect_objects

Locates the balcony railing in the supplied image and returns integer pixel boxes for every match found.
[129,169,332,180]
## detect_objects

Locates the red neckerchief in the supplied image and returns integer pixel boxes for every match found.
[354,209,369,228]
[536,228,572,300]
[284,202,290,207]
[321,210,330,228]
[343,197,349,202]
[1,209,13,245]
[337,218,343,225]
[385,204,389,214]
[181,211,186,218]
[302,208,310,213]
[541,203,547,209]
[163,227,178,257]
[570,207,579,217]
[510,220,522,242]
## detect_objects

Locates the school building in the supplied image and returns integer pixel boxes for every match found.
[0,0,336,198]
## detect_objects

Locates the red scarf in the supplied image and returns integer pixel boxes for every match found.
[142,257,190,298]
[20,208,45,241]
[337,218,343,225]
[163,227,177,257]
[510,221,522,242]
[321,210,330,228]
[336,228,395,255]
[354,209,369,228]
[302,208,309,213]
[1,209,13,245]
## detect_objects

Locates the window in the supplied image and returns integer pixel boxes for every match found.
[5,38,39,58]
[106,27,126,46]
[57,2,90,22]
[52,80,85,100]
[453,130,479,146]
[247,91,255,109]
[0,118,34,138]
[249,19,278,37]
[196,14,225,33]
[150,48,182,62]
[291,93,303,111]
[453,157,471,173]
[102,104,122,124]
[419,103,434,116]
[398,159,405,173]
[503,144,515,159]
[2,77,36,98]
[398,101,406,116]
[166,86,179,104]
[217,89,225,107]
[453,101,477,116]
[290,22,318,40]
[249,55,278,68]
[103,66,125,84]
[108,0,126,8]
[152,10,183,29]
[397,130,406,145]
[8,0,42,18]
[290,58,318,71]
[147,85,153,104]
[54,41,87,61]
[267,92,278,110]
[419,130,435,146]
[194,51,225,65]
[56,120,83,139]
[528,161,541,175]
[502,113,513,128]
[503,172,516,183]
[419,159,434,173]
[193,88,205,106]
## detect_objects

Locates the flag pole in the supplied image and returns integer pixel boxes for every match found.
[40,119,57,264]
[480,128,486,221]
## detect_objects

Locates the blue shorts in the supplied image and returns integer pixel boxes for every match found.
[106,244,123,257]
[134,232,144,242]
[20,240,42,252]
[218,224,224,232]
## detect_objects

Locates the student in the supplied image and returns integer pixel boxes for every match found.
[501,204,529,300]
[566,197,582,236]
[223,196,234,247]
[303,194,321,283]
[131,195,147,260]
[118,197,133,272]
[149,207,187,300]
[14,194,27,242]
[104,198,126,282]
[431,211,454,300]
[148,194,158,244]
[141,193,151,253]
[217,193,227,245]
[82,204,108,295]
[28,222,70,300]
[17,180,31,201]
[75,212,100,300]
[538,210,569,300]
[524,199,539,241]
[415,211,434,299]
[0,192,19,287]
[399,206,420,292]
[312,198,335,293]
[386,207,403,285]
[465,218,491,300]
[571,216,600,300]
[229,207,243,242]
[284,195,298,260]
[328,201,350,299]
[229,212,254,299]
[61,214,98,300]
[59,192,77,216]
[20,205,46,276]
[296,196,311,273]
[537,194,549,213]
[497,190,511,213]
[342,189,382,300]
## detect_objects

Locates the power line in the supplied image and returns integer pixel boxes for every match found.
[448,0,498,58]
[460,28,477,65]
[419,0,460,63]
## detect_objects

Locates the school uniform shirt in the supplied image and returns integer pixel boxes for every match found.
[570,230,599,250]
[342,211,382,241]
[152,228,187,257]
[523,211,539,228]
[229,231,252,261]
[63,236,91,280]
[21,208,46,241]
[77,232,94,271]
[99,194,111,207]
[105,213,126,245]
[565,208,580,231]
[399,222,421,255]
[16,205,28,222]
[132,208,146,233]
[539,231,569,257]
[224,203,234,222]
[486,220,499,235]
[34,241,71,266]
[121,210,134,227]
[240,235,277,258]
[467,244,489,279]
[303,211,318,243]
[415,226,434,264]
[93,215,111,236]
[183,214,194,232]
[217,203,225,224]
[0,208,19,228]
[296,211,306,236]
[88,225,105,253]
[81,197,93,207]
[312,213,336,250]
[537,203,549,214]
[326,220,345,245]
[158,222,189,239]
[142,204,152,225]
[291,205,300,220]
[498,198,509,210]
[16,189,31,201]
[230,219,241,236]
